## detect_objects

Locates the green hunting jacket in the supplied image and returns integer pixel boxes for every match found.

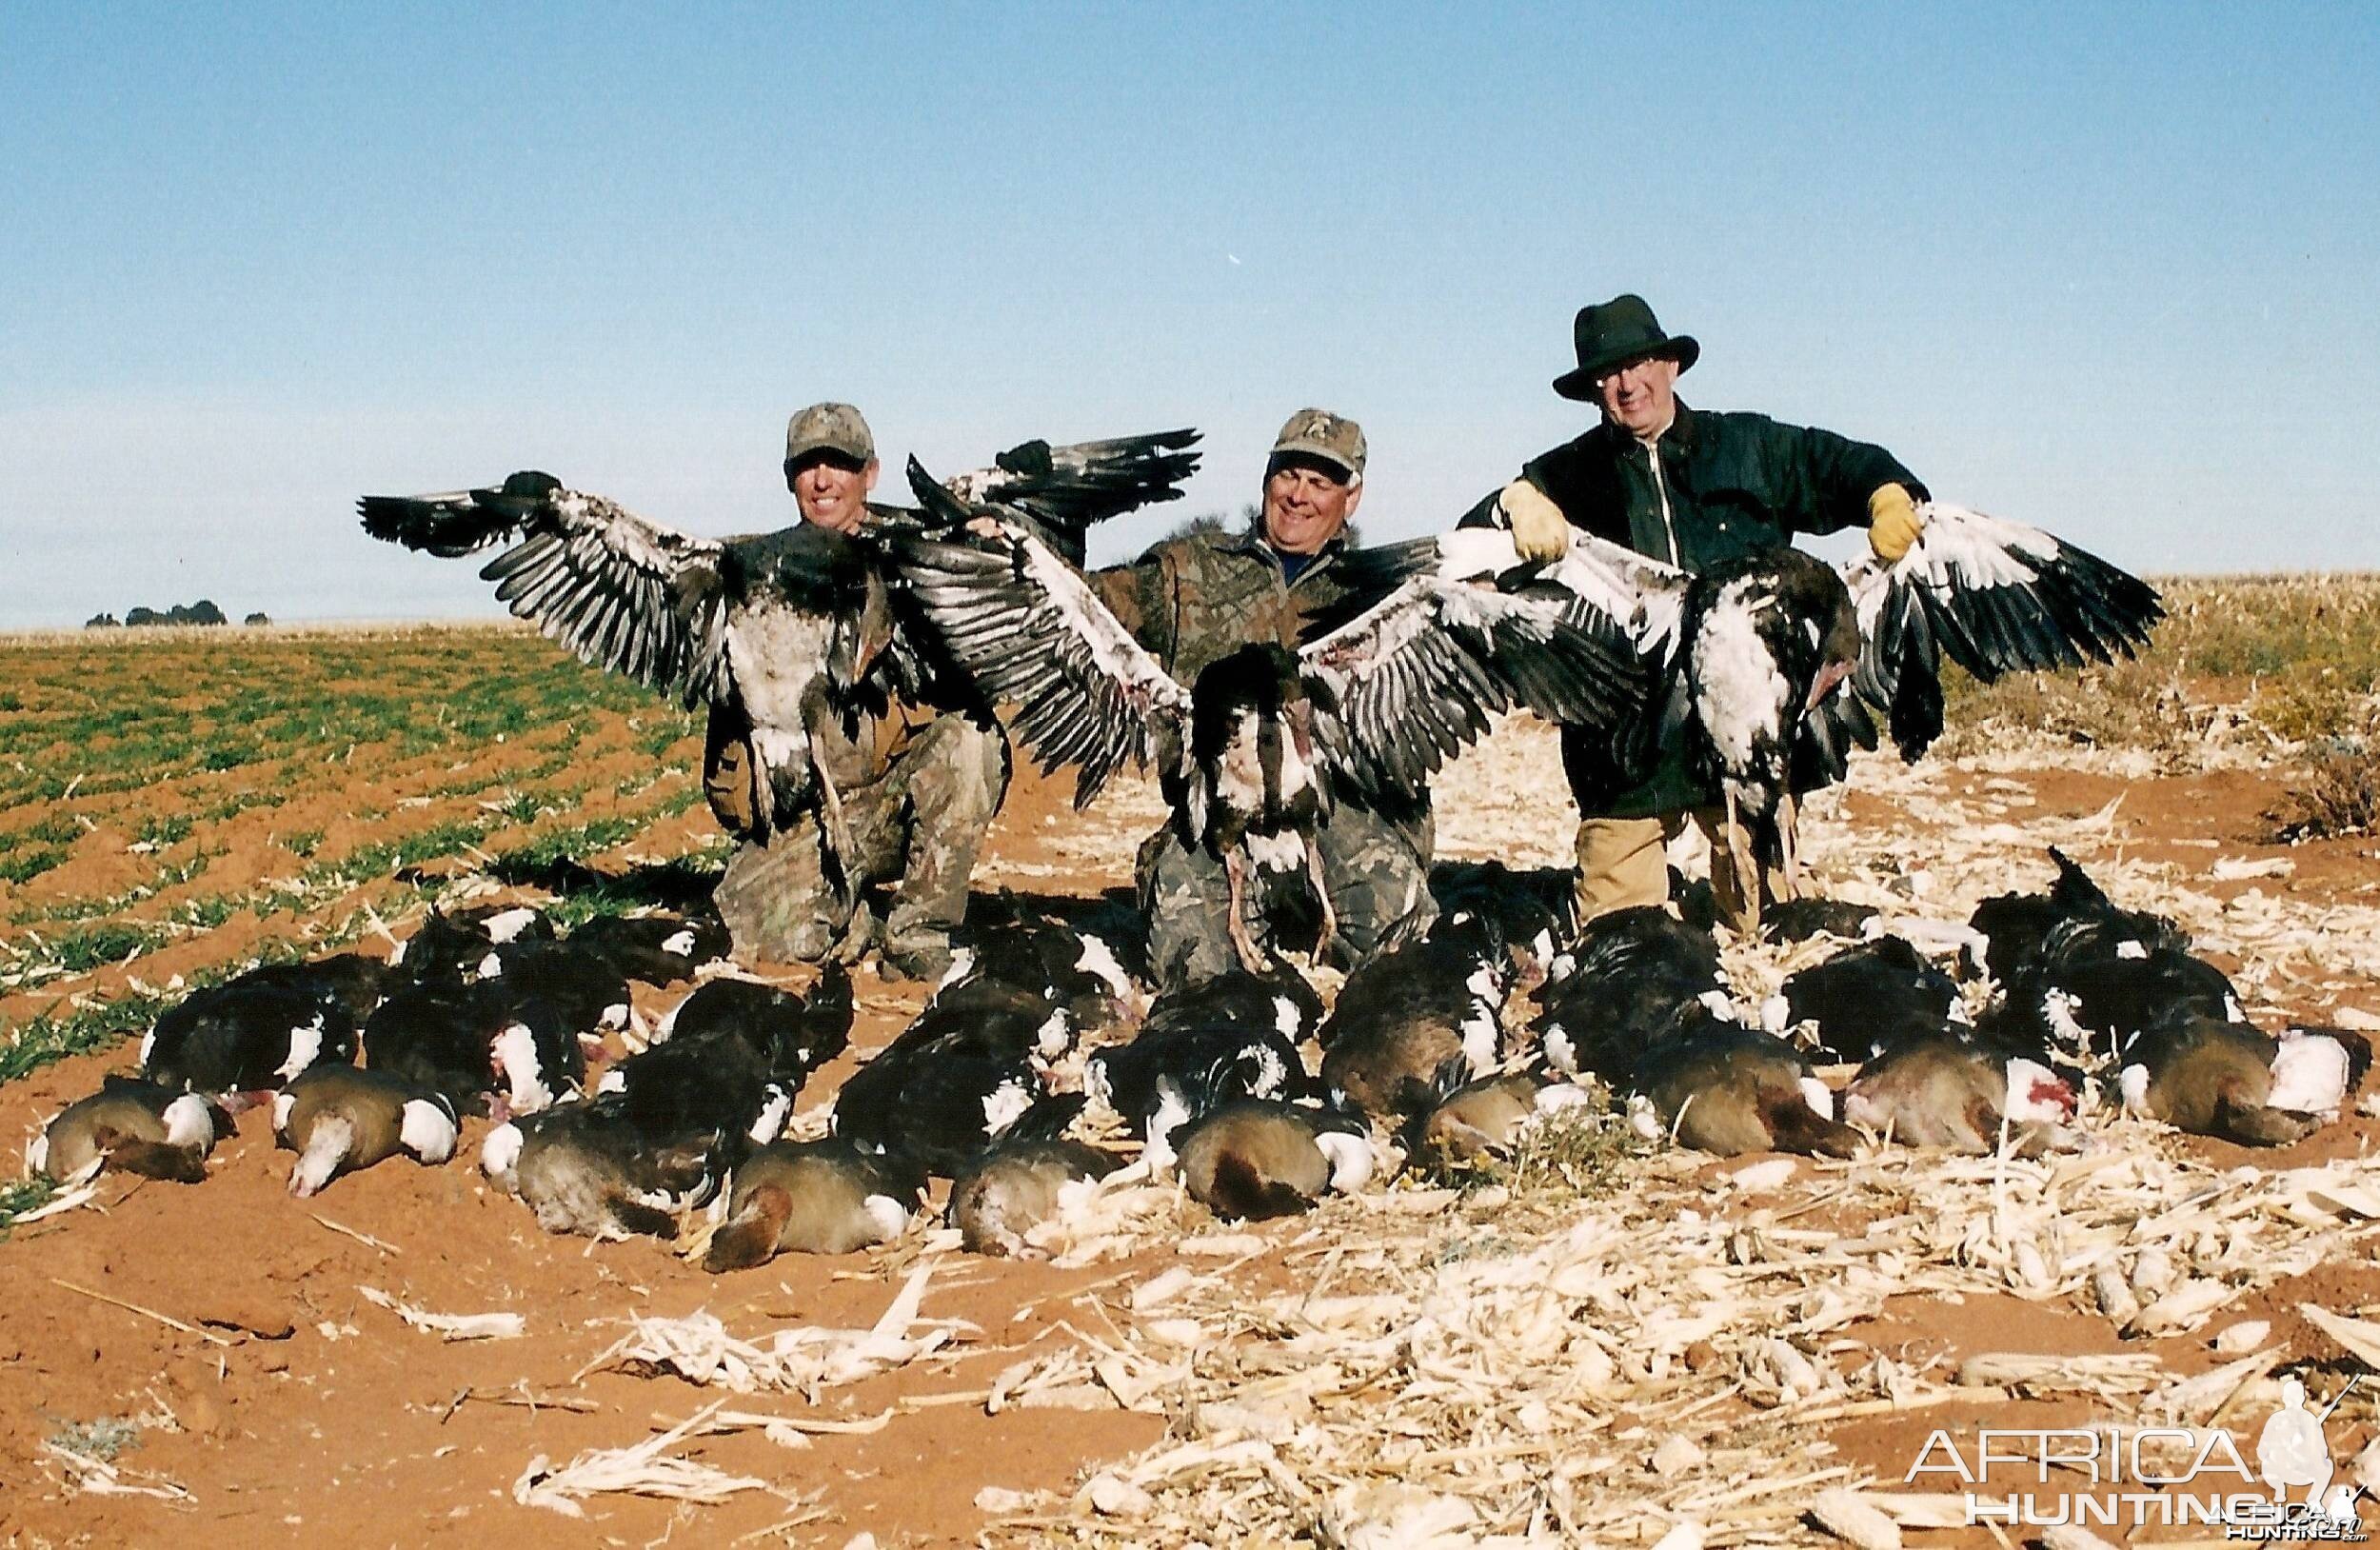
[1463,400,1925,817]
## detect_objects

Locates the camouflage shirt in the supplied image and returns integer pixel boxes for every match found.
[1092,527,1426,826]
[1090,527,1355,680]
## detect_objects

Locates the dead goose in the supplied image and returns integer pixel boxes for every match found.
[1775,934,1963,1063]
[1633,1008,1857,1159]
[891,478,1648,973]
[1841,1031,2074,1154]
[1083,966,1322,1167]
[30,1077,223,1183]
[1319,911,1520,1123]
[2118,1016,2329,1146]
[949,1139,1121,1257]
[1174,1100,1373,1221]
[1531,905,1725,1083]
[362,979,584,1119]
[704,1139,927,1269]
[140,977,356,1101]
[1408,1069,1598,1169]
[479,1095,733,1239]
[274,1065,458,1196]
[657,965,854,1082]
[565,911,731,987]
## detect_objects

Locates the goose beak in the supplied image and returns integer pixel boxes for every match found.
[1804,658,1854,715]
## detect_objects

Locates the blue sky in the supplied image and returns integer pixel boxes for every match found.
[2,3,2374,626]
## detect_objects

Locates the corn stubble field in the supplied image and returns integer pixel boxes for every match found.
[5,579,2380,1547]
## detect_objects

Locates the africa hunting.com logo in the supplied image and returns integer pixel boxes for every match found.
[1904,1377,2366,1539]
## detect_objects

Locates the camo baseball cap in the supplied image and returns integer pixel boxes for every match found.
[784,402,876,465]
[1269,407,1366,482]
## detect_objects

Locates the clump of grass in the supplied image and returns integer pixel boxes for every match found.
[41,921,165,974]
[488,788,548,825]
[281,827,325,859]
[0,987,173,1083]
[497,816,642,873]
[0,845,69,885]
[634,715,699,758]
[0,1176,60,1236]
[170,894,246,931]
[2271,740,2380,842]
[1413,1099,1644,1202]
[136,812,194,848]
[46,1417,141,1463]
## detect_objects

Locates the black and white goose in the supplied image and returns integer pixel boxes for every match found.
[1319,910,1522,1123]
[360,433,1200,870]
[141,976,357,1101]
[892,467,1649,973]
[829,982,1080,1176]
[1379,505,2161,917]
[565,911,731,988]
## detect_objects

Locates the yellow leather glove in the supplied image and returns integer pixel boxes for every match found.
[1867,483,1922,563]
[1499,478,1571,563]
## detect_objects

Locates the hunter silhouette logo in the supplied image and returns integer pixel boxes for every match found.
[2257,1376,2363,1527]
[1906,1375,2365,1538]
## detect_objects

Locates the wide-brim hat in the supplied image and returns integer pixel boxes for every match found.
[1552,293,1698,401]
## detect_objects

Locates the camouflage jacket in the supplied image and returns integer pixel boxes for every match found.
[1090,527,1357,680]
[1092,527,1427,825]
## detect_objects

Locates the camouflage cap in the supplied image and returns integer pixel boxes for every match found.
[784,402,876,465]
[1269,407,1366,482]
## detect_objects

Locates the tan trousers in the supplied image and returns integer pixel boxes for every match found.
[1575,808,1785,934]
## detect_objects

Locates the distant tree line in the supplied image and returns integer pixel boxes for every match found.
[85,601,272,628]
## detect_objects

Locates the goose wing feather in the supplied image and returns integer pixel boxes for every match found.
[889,457,1191,807]
[361,473,735,707]
[1299,528,1655,800]
[1837,502,2163,761]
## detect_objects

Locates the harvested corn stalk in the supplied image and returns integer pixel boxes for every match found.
[513,1402,768,1517]
[358,1285,524,1341]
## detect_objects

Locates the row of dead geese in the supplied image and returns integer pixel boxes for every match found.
[25,852,2369,1268]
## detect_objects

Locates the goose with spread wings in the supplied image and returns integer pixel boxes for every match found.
[358,430,1200,879]
[890,462,1650,973]
[1363,502,2161,919]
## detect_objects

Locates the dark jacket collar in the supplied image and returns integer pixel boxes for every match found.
[1587,397,1700,456]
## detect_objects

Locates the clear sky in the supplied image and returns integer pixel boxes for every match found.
[3,3,2374,626]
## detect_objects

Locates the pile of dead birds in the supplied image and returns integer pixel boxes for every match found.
[25,840,2372,1279]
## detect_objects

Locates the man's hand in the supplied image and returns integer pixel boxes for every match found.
[1499,478,1571,563]
[965,515,1005,540]
[1867,483,1922,563]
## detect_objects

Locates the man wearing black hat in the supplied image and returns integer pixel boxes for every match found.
[1476,295,1927,927]
[706,401,1010,980]
[1093,408,1438,987]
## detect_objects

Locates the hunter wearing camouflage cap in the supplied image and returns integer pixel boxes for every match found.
[704,401,1010,980]
[1091,408,1437,987]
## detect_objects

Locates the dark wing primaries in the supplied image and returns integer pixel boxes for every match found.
[1842,504,2163,762]
[934,429,1201,566]
[361,474,732,707]
[1299,567,1652,800]
[890,458,1191,807]
[357,470,564,559]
